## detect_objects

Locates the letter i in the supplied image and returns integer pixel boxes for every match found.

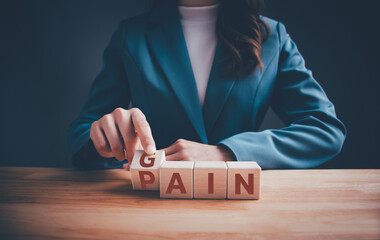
[208,173,214,194]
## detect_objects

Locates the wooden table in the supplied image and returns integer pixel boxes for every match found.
[0,167,379,240]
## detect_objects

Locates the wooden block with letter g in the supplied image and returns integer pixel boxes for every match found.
[130,150,165,191]
[194,161,227,199]
[226,161,261,199]
[160,161,194,199]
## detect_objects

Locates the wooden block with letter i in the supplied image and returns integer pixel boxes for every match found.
[226,162,261,200]
[160,161,194,199]
[194,161,227,199]
[130,150,165,191]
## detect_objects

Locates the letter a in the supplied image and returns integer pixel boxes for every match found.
[166,173,186,194]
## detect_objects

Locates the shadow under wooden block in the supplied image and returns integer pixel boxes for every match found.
[130,150,165,191]
[160,161,194,199]
[194,161,227,199]
[226,162,261,199]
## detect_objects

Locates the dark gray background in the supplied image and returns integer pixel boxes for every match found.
[1,0,379,168]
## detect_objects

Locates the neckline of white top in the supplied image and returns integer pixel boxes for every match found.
[177,3,220,24]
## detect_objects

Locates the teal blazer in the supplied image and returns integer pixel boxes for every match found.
[68,1,346,169]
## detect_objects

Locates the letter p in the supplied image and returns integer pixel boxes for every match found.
[138,171,155,190]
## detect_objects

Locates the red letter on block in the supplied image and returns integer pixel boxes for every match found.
[140,153,155,168]
[139,171,155,190]
[208,173,214,194]
[235,173,254,195]
[166,173,186,194]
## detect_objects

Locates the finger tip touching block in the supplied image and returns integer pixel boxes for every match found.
[130,150,165,191]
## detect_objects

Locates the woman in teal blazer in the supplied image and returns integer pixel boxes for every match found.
[68,0,346,169]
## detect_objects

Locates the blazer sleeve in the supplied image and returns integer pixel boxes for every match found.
[218,22,347,169]
[67,21,131,169]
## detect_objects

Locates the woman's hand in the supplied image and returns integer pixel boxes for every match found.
[162,139,235,162]
[89,108,156,168]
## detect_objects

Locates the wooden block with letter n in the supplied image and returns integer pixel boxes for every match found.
[160,161,194,199]
[226,162,261,199]
[130,150,165,191]
[194,161,227,199]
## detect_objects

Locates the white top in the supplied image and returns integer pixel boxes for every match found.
[194,161,227,169]
[178,3,219,107]
[226,161,261,169]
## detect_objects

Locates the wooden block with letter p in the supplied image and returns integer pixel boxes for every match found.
[130,150,165,191]
[226,161,261,199]
[160,161,194,199]
[194,161,227,199]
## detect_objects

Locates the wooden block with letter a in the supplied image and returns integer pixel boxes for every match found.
[226,161,261,199]
[194,161,227,199]
[130,150,165,191]
[160,161,194,199]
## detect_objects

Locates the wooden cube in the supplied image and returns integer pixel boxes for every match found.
[160,161,194,199]
[194,161,227,199]
[130,150,165,191]
[226,162,261,200]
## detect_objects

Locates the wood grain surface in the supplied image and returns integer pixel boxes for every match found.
[0,167,379,240]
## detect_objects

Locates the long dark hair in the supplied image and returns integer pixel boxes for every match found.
[217,0,270,78]
[150,0,270,79]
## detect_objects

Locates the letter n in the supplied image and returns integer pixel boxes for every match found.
[235,173,254,195]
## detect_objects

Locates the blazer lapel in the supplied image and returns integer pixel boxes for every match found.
[201,41,237,135]
[202,25,278,135]
[145,0,208,143]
